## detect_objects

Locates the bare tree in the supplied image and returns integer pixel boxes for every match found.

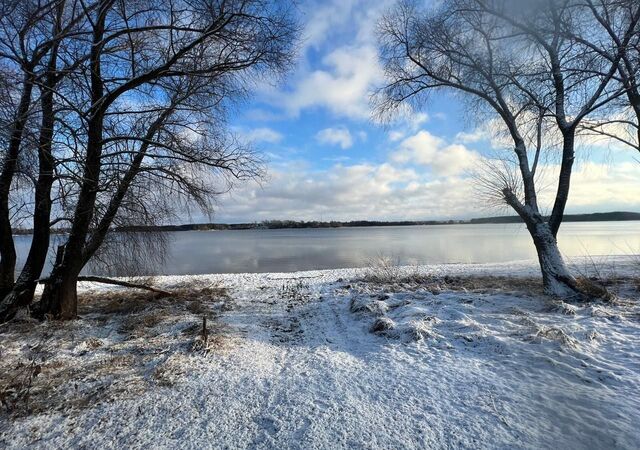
[27,0,297,319]
[0,0,90,320]
[568,0,640,152]
[0,0,67,297]
[0,0,296,322]
[376,0,639,297]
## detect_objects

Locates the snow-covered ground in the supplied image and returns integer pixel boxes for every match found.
[1,257,639,449]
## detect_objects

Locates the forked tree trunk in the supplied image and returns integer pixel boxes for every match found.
[524,218,582,298]
[35,1,111,321]
[0,116,57,320]
[0,4,65,322]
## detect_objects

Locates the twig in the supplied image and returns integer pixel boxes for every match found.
[202,316,208,348]
[489,393,510,428]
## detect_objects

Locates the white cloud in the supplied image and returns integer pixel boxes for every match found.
[389,130,405,142]
[393,130,481,176]
[241,127,283,144]
[302,0,359,50]
[213,159,640,222]
[385,111,430,143]
[281,45,382,119]
[536,161,640,210]
[455,129,489,144]
[316,126,354,149]
[264,0,424,123]
[407,112,429,130]
[301,0,394,50]
[206,140,640,223]
[217,161,477,222]
[268,0,397,120]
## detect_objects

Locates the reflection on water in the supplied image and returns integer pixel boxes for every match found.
[14,221,640,276]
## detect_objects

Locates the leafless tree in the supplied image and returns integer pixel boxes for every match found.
[0,0,297,321]
[376,0,639,297]
[568,0,640,153]
[0,0,89,298]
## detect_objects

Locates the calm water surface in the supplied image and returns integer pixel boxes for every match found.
[15,221,640,275]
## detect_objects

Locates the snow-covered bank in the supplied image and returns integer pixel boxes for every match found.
[1,257,639,449]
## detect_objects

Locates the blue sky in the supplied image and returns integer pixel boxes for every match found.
[210,0,640,224]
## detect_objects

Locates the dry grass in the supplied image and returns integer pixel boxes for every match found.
[78,282,230,315]
[530,326,580,350]
[575,277,614,301]
[360,255,548,295]
[361,269,545,296]
[0,284,233,419]
[361,258,634,301]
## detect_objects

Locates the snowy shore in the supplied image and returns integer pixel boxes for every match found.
[1,257,639,449]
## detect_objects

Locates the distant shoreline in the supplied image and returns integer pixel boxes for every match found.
[13,211,640,235]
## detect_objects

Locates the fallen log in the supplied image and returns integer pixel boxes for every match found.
[38,276,172,297]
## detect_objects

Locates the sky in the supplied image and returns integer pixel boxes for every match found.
[208,0,640,224]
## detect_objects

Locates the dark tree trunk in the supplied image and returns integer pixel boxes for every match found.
[37,0,112,319]
[549,128,576,237]
[507,131,581,298]
[0,42,60,322]
[0,74,35,298]
[34,245,79,319]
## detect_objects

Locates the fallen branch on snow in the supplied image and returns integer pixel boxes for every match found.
[38,276,172,297]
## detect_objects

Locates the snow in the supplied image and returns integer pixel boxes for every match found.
[1,257,639,449]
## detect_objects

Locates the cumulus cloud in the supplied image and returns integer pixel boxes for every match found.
[263,0,431,126]
[221,118,640,224]
[392,130,481,176]
[216,161,477,222]
[316,126,354,149]
[407,112,430,130]
[269,0,398,120]
[536,161,640,210]
[209,0,640,223]
[211,156,640,223]
[301,0,395,50]
[384,111,431,144]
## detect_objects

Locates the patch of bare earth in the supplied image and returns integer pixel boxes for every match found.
[0,283,233,421]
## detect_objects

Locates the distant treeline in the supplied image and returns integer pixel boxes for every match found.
[114,219,461,232]
[13,211,640,235]
[469,211,640,224]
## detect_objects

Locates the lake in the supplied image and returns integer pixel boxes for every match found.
[14,221,640,276]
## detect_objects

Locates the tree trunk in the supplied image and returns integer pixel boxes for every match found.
[0,74,35,298]
[503,189,582,299]
[548,128,576,236]
[525,220,582,298]
[0,5,65,322]
[34,245,79,320]
[38,271,79,320]
[36,1,111,321]
[0,92,57,321]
